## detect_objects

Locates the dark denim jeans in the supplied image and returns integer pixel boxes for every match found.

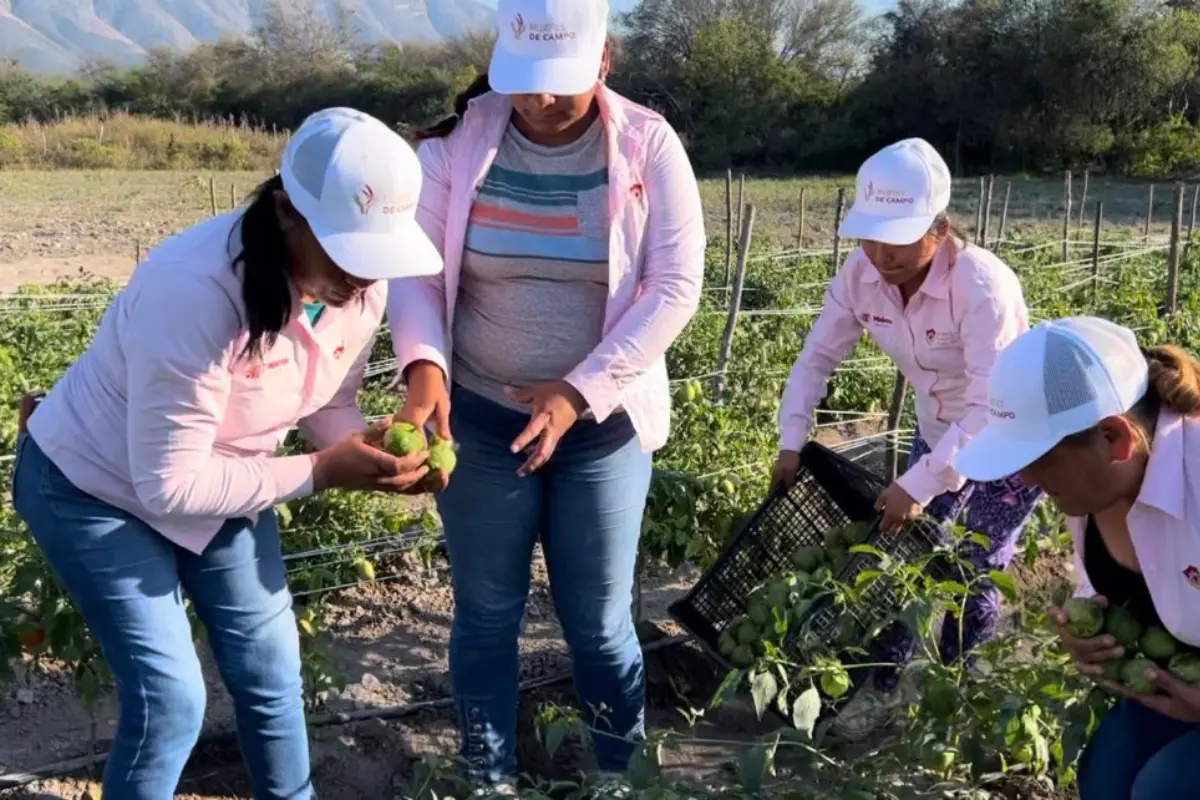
[12,433,314,800]
[1077,698,1200,799]
[437,386,653,783]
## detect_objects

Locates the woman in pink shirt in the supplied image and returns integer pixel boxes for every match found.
[11,108,440,799]
[773,138,1042,739]
[387,0,705,792]
[955,317,1200,799]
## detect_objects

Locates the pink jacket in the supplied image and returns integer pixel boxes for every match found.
[1069,410,1200,646]
[26,212,384,554]
[386,86,706,453]
[778,240,1029,505]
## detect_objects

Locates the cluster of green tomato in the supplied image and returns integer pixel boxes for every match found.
[1063,596,1200,691]
[382,421,457,474]
[715,521,873,696]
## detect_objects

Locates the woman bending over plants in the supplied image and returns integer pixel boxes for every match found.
[11,108,439,799]
[388,0,706,793]
[772,138,1043,740]
[955,317,1200,799]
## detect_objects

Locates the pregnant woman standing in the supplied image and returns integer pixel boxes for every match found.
[12,107,440,799]
[389,0,706,792]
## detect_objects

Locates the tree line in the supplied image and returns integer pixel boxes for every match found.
[2,0,1200,177]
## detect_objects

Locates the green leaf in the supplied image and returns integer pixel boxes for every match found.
[274,502,293,529]
[854,569,882,588]
[750,669,779,719]
[543,719,568,759]
[791,686,822,737]
[625,742,660,790]
[736,741,775,794]
[987,569,1019,601]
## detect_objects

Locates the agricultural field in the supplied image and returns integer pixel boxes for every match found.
[0,169,1197,799]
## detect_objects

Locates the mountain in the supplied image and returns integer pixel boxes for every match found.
[0,0,498,74]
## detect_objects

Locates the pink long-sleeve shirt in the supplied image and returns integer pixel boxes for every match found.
[1066,410,1200,646]
[778,240,1029,505]
[387,86,706,453]
[26,211,384,554]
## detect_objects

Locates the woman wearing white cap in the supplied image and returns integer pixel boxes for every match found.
[955,317,1200,799]
[11,108,441,799]
[389,0,705,791]
[773,138,1042,738]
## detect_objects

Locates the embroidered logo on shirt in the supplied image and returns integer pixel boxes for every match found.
[866,314,893,326]
[630,183,644,200]
[245,358,290,379]
[333,345,345,360]
[1184,565,1200,589]
[925,329,959,346]
[355,185,376,215]
[246,364,263,379]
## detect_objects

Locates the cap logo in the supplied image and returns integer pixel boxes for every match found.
[864,181,874,202]
[355,185,376,215]
[511,13,525,38]
[870,186,915,205]
[523,19,577,41]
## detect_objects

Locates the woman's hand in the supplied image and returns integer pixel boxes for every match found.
[312,431,429,494]
[875,481,922,532]
[394,360,452,492]
[1048,595,1126,676]
[771,450,801,491]
[506,380,587,476]
[1107,665,1200,722]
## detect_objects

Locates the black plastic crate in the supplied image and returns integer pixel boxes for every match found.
[668,440,950,672]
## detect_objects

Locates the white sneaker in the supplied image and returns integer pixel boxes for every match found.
[829,685,903,742]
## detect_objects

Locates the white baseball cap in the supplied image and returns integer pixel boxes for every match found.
[279,107,442,281]
[954,317,1150,482]
[489,0,609,96]
[839,138,953,246]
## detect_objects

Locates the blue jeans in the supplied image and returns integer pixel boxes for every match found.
[1077,699,1200,799]
[11,433,313,800]
[437,386,653,783]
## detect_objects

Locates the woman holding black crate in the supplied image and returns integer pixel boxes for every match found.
[771,138,1043,740]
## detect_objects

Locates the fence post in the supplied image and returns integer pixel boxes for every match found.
[1077,168,1090,231]
[1188,185,1199,261]
[980,175,995,248]
[724,169,733,286]
[135,240,142,264]
[797,187,807,250]
[975,176,985,244]
[1165,183,1185,315]
[1061,170,1072,262]
[996,182,1011,248]
[209,177,217,216]
[884,374,909,482]
[714,205,755,403]
[1091,202,1103,309]
[832,187,846,275]
[230,183,236,210]
[736,173,745,241]
[1145,184,1155,241]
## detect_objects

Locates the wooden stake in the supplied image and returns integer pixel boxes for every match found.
[885,374,909,482]
[1077,169,1090,230]
[1061,170,1072,262]
[975,176,985,244]
[996,182,1011,247]
[832,187,846,274]
[980,175,995,248]
[1165,183,1185,315]
[714,206,755,402]
[209,177,217,216]
[797,187,807,250]
[1145,184,1155,241]
[1091,202,1102,308]
[724,168,733,286]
